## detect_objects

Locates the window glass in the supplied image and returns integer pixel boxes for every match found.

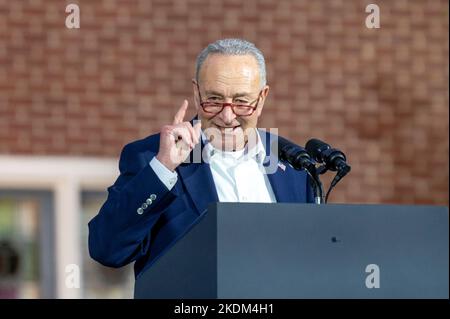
[0,197,42,298]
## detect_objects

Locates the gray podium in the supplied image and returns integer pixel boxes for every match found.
[134,203,449,299]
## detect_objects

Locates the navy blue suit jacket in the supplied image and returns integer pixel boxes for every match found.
[88,126,314,279]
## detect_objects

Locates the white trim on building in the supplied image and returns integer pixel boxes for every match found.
[0,155,118,298]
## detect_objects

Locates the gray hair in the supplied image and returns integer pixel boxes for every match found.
[195,38,267,88]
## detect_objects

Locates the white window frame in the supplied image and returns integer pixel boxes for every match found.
[0,155,118,299]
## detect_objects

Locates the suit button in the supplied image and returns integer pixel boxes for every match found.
[150,194,157,200]
[137,207,144,215]
[142,203,148,209]
[146,198,153,205]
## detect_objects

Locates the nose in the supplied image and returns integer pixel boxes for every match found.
[219,103,237,124]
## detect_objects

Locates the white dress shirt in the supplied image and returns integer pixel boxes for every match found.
[149,129,277,203]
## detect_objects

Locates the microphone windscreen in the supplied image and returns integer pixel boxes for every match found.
[305,138,327,159]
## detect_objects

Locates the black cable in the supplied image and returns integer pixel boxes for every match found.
[306,168,324,204]
[325,183,335,203]
[325,170,346,203]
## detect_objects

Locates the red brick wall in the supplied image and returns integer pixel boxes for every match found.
[0,0,448,205]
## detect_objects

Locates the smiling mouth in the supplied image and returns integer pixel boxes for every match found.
[214,124,241,132]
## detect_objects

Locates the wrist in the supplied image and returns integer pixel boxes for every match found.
[156,154,176,172]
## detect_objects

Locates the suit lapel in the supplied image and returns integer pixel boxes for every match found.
[260,129,302,203]
[177,123,219,215]
[265,164,299,203]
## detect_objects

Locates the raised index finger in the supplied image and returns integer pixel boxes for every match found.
[173,100,188,125]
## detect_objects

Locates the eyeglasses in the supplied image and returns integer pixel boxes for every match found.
[196,82,262,116]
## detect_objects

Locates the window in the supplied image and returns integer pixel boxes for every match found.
[0,191,55,298]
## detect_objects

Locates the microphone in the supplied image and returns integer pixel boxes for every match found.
[274,135,315,171]
[305,138,351,177]
[272,135,325,204]
[305,138,351,203]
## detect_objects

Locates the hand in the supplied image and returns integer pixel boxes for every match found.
[156,100,202,172]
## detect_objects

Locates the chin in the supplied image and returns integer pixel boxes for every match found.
[209,135,243,151]
[204,125,248,149]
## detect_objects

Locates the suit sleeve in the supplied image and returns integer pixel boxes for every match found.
[88,142,180,268]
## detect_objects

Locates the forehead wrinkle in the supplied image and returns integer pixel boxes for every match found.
[215,76,251,87]
[205,75,254,96]
[217,66,253,78]
[199,54,261,92]
[215,73,252,84]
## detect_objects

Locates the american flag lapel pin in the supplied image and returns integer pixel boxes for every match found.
[278,162,286,171]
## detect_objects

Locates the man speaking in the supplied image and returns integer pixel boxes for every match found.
[88,38,314,279]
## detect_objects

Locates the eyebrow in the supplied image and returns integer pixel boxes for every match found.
[205,90,252,98]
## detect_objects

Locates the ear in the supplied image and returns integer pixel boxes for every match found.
[191,78,200,112]
[256,85,270,116]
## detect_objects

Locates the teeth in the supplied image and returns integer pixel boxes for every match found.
[215,125,240,131]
